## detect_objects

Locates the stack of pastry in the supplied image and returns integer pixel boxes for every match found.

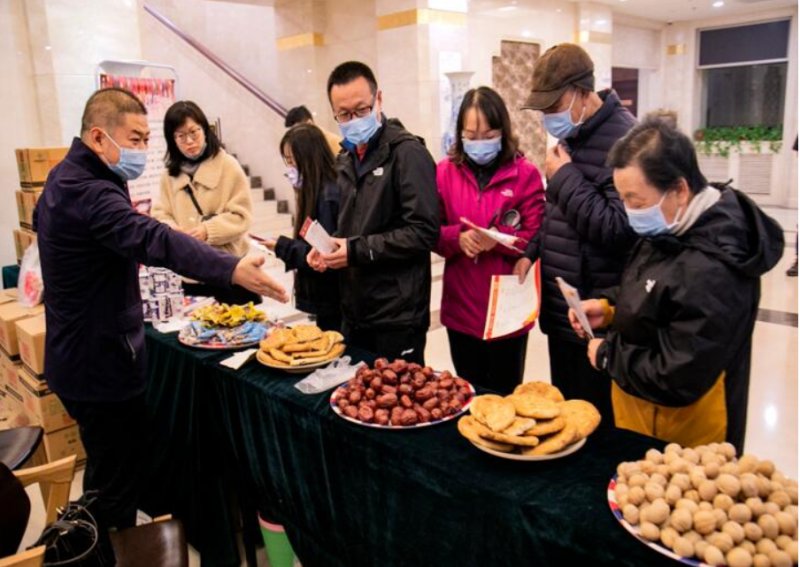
[257,325,345,367]
[457,381,601,456]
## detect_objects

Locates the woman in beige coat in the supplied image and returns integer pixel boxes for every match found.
[153,100,258,304]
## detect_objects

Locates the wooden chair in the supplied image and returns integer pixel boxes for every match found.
[0,455,77,567]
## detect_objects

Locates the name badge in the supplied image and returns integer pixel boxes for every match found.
[372,167,384,177]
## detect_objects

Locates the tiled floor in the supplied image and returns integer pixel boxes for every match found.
[16,209,799,566]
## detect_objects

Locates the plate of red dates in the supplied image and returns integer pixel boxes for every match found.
[330,358,476,429]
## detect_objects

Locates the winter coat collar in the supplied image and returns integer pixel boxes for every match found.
[67,137,126,189]
[169,149,227,192]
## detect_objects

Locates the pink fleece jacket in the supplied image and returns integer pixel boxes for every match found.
[435,155,545,339]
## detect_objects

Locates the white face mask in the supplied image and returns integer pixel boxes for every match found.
[284,166,301,188]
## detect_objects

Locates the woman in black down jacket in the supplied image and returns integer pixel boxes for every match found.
[569,118,783,453]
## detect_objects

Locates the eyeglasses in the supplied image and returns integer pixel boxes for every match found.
[174,127,203,143]
[333,101,375,123]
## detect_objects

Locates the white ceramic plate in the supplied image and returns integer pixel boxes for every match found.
[608,475,711,566]
[330,381,476,430]
[469,436,586,461]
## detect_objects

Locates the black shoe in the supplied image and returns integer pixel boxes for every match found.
[787,260,798,277]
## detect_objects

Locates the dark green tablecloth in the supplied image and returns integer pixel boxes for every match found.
[2,264,19,289]
[143,326,675,567]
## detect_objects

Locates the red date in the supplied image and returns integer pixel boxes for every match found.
[376,393,398,408]
[400,394,413,408]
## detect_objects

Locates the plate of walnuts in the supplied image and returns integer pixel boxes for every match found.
[608,442,798,567]
[330,358,475,429]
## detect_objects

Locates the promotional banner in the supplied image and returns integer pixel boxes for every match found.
[98,73,176,214]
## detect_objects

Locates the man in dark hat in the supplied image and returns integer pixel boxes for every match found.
[514,43,637,423]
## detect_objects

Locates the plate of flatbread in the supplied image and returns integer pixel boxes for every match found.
[457,381,600,461]
[256,325,345,373]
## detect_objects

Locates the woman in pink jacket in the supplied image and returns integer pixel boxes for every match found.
[436,86,545,393]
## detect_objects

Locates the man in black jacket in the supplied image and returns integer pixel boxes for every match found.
[514,44,636,421]
[35,88,288,550]
[308,62,439,364]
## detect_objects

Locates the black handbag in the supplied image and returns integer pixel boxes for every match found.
[30,491,115,566]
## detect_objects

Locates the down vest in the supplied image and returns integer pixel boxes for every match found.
[525,90,637,342]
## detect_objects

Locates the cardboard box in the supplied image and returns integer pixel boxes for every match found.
[0,289,16,306]
[42,425,86,464]
[18,367,74,433]
[0,351,21,391]
[4,383,30,426]
[15,191,25,225]
[20,190,42,227]
[16,314,45,375]
[12,228,36,263]
[0,301,44,356]
[15,147,68,187]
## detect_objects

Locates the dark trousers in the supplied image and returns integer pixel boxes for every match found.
[547,336,614,425]
[60,394,147,532]
[346,325,428,365]
[182,282,261,305]
[447,329,528,395]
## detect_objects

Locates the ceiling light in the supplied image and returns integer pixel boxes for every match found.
[522,30,532,37]
[712,0,724,6]
[499,5,518,11]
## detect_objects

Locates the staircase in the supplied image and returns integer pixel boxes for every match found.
[233,153,295,241]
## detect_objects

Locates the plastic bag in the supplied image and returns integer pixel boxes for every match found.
[18,241,44,307]
[294,356,363,394]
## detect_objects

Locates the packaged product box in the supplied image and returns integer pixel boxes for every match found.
[16,313,45,375]
[15,147,68,187]
[0,289,17,306]
[0,301,44,356]
[18,366,74,433]
[42,425,86,464]
[20,190,42,227]
[13,228,36,262]
[0,350,21,391]
[15,191,25,225]
[4,382,30,427]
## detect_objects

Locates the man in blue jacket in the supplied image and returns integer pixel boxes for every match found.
[34,88,288,550]
[514,44,636,422]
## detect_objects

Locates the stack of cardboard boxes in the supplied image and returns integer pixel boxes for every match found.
[0,289,86,465]
[13,147,68,262]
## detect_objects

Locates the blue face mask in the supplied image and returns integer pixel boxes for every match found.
[284,166,301,188]
[463,136,502,166]
[543,91,586,140]
[102,131,148,181]
[338,107,381,146]
[625,193,683,236]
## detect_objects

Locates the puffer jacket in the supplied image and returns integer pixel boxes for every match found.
[336,115,440,331]
[435,155,545,338]
[597,187,784,453]
[525,90,637,342]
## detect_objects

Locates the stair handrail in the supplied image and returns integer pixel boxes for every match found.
[143,3,288,119]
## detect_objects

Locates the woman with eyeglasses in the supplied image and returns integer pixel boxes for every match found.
[435,86,546,394]
[152,100,258,304]
[263,123,342,331]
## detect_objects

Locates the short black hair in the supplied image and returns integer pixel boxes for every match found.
[81,88,147,135]
[449,86,519,166]
[607,117,708,195]
[163,100,223,177]
[327,61,378,100]
[285,106,313,128]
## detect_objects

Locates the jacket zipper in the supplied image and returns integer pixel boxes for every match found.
[125,335,137,363]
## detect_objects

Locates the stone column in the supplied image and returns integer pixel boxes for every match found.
[375,0,469,160]
[23,0,143,145]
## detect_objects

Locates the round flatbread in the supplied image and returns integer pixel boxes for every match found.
[470,417,540,447]
[470,395,516,432]
[261,328,294,350]
[257,349,289,367]
[559,399,601,438]
[458,416,515,453]
[522,420,578,456]
[502,417,537,437]
[513,381,565,403]
[524,416,566,437]
[509,394,561,419]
